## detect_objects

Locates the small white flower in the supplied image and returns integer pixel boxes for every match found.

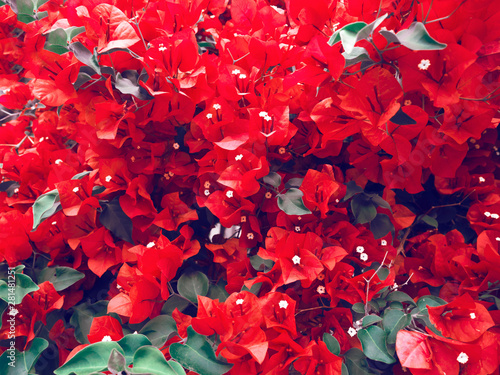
[294,226,300,232]
[146,241,155,248]
[236,298,244,305]
[418,59,431,70]
[231,69,241,75]
[496,237,500,241]
[264,115,272,122]
[238,73,247,79]
[204,189,210,196]
[292,255,301,265]
[492,213,499,219]
[335,199,339,203]
[479,176,486,183]
[381,240,387,246]
[279,300,289,309]
[356,246,365,253]
[235,154,243,161]
[317,286,326,294]
[133,331,138,334]
[116,284,122,289]
[206,113,213,119]
[259,111,268,118]
[348,327,357,337]
[484,212,491,217]
[39,137,45,142]
[226,190,234,198]
[51,221,57,226]
[72,187,79,193]
[470,312,476,319]
[457,352,469,364]
[14,188,19,194]
[159,46,167,52]
[54,159,63,165]
[213,103,221,110]
[360,253,368,262]
[101,335,113,342]
[105,175,112,182]
[8,307,18,316]
[393,283,398,289]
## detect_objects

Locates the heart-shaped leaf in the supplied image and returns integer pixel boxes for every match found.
[37,266,85,291]
[323,333,341,355]
[177,271,209,304]
[117,334,152,365]
[383,309,411,344]
[396,22,447,50]
[0,273,39,304]
[357,325,396,364]
[132,346,185,375]
[277,188,311,215]
[139,315,178,347]
[32,189,61,231]
[99,196,134,244]
[169,326,232,375]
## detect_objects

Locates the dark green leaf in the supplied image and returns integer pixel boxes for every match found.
[162,295,190,315]
[72,170,91,180]
[32,189,60,231]
[115,72,153,101]
[379,29,400,45]
[370,195,392,211]
[352,303,365,314]
[133,346,185,375]
[388,301,404,310]
[396,22,447,50]
[351,194,377,224]
[344,348,375,375]
[207,280,230,303]
[38,266,85,291]
[277,188,311,215]
[342,181,363,202]
[362,314,383,328]
[357,325,395,364]
[99,196,134,244]
[68,42,100,74]
[383,309,411,344]
[249,255,274,272]
[356,14,388,41]
[0,337,48,375]
[342,47,372,67]
[69,301,109,344]
[0,273,39,304]
[177,271,209,304]
[107,349,126,374]
[323,333,341,355]
[390,107,417,125]
[328,22,367,53]
[169,326,232,375]
[117,334,152,365]
[284,178,303,189]
[54,342,125,375]
[386,291,416,306]
[420,214,438,228]
[370,214,394,239]
[139,315,178,348]
[262,172,281,188]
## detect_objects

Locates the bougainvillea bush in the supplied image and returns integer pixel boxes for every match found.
[0,0,500,373]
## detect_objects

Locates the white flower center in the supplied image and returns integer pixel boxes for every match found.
[55,159,63,165]
[360,253,368,261]
[105,175,112,182]
[236,298,244,305]
[381,240,387,246]
[356,246,365,253]
[213,104,221,110]
[292,255,301,265]
[235,154,243,161]
[72,187,79,193]
[479,176,486,183]
[418,59,431,70]
[259,111,268,118]
[348,327,357,337]
[470,312,476,319]
[278,300,288,309]
[226,190,234,198]
[101,335,113,342]
[146,241,155,248]
[457,352,469,364]
[484,212,491,217]
[231,69,241,75]
[206,113,213,119]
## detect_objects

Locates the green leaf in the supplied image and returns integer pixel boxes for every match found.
[177,271,209,304]
[344,348,375,375]
[386,291,416,306]
[383,309,411,345]
[357,325,395,364]
[0,337,48,375]
[356,14,388,41]
[115,71,153,101]
[370,214,394,239]
[32,189,61,231]
[117,334,152,366]
[69,301,109,344]
[323,333,341,355]
[262,172,281,188]
[54,342,125,375]
[133,346,185,375]
[0,273,39,304]
[162,295,190,315]
[389,301,404,310]
[389,107,417,125]
[107,349,126,374]
[169,327,232,375]
[379,29,400,45]
[139,315,178,348]
[44,27,85,55]
[277,188,311,215]
[362,314,383,328]
[342,181,363,202]
[420,214,438,228]
[342,47,372,67]
[413,296,446,335]
[69,42,100,74]
[284,178,303,189]
[99,196,134,244]
[352,302,365,314]
[207,280,230,303]
[370,195,392,211]
[351,194,377,224]
[249,255,274,272]
[328,21,367,53]
[37,266,85,291]
[72,171,91,180]
[396,22,447,50]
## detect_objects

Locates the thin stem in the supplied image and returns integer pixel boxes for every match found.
[424,0,466,24]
